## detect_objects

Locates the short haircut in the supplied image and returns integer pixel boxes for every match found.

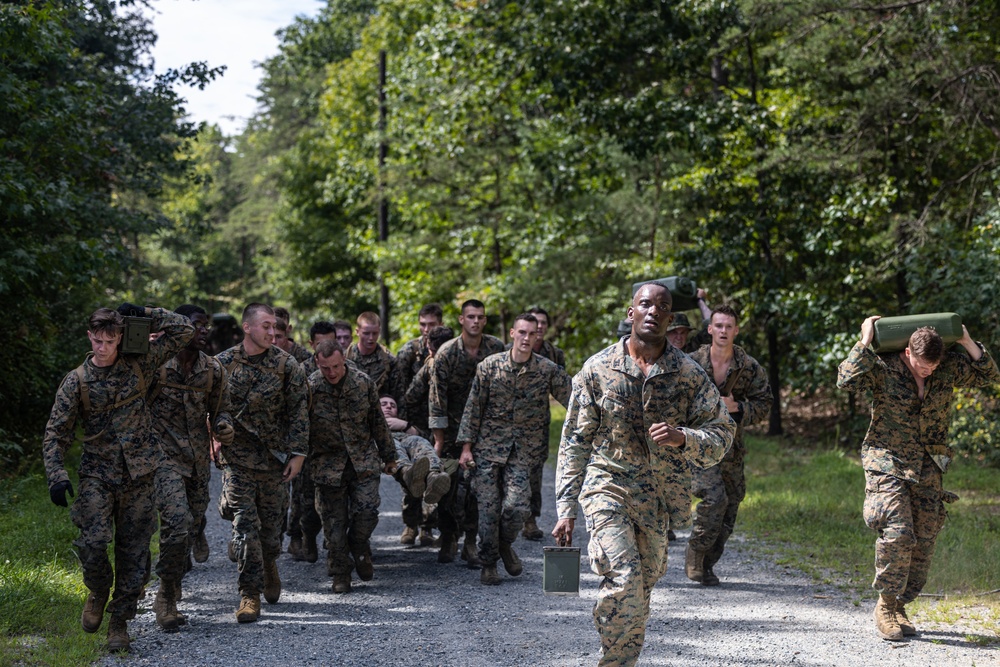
[711,304,740,324]
[273,307,291,324]
[309,321,337,341]
[418,303,444,320]
[174,304,206,319]
[428,326,455,352]
[527,306,550,322]
[332,319,351,334]
[274,319,289,332]
[357,311,380,328]
[461,299,485,314]
[89,308,123,336]
[314,339,345,359]
[632,282,672,309]
[909,327,944,362]
[513,312,539,327]
[242,303,274,324]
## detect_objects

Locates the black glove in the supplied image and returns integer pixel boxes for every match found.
[49,480,74,507]
[117,302,147,318]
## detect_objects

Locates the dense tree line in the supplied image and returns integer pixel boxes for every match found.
[3,0,999,470]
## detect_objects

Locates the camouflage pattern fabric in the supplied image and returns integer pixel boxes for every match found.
[536,339,566,369]
[687,344,771,559]
[224,463,288,596]
[43,308,195,487]
[393,336,431,407]
[556,337,735,667]
[402,360,433,438]
[214,344,310,469]
[71,473,156,620]
[306,366,395,487]
[153,466,195,580]
[428,334,506,453]
[838,339,999,599]
[394,432,441,470]
[473,459,530,566]
[314,461,381,576]
[300,354,317,377]
[526,339,566,519]
[287,465,317,541]
[346,342,397,398]
[288,341,312,363]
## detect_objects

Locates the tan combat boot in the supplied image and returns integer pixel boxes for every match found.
[288,535,303,559]
[423,472,451,505]
[437,533,457,563]
[874,593,904,641]
[236,594,261,623]
[480,563,501,585]
[263,560,281,604]
[107,616,130,652]
[522,517,544,541]
[332,575,352,594]
[355,550,374,581]
[81,589,109,633]
[193,530,209,563]
[499,543,523,576]
[400,526,417,545]
[685,544,705,583]
[461,531,481,569]
[895,599,916,636]
[153,581,181,630]
[403,457,430,497]
[418,527,436,547]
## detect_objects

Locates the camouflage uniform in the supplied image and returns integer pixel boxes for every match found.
[394,336,431,409]
[304,366,395,578]
[556,338,735,667]
[393,431,443,529]
[837,340,999,602]
[43,309,194,621]
[527,339,566,522]
[459,351,571,566]
[215,344,309,598]
[149,353,232,582]
[346,342,396,398]
[687,344,772,569]
[403,360,433,439]
[429,334,506,540]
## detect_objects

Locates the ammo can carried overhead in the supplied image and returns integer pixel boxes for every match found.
[631,276,699,312]
[872,313,963,353]
[121,316,152,355]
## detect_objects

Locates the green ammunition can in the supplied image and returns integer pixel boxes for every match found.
[872,312,963,353]
[631,276,699,311]
[542,546,581,596]
[121,316,152,355]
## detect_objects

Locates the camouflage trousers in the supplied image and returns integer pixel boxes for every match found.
[223,463,288,597]
[472,458,529,565]
[585,505,669,667]
[438,444,478,540]
[153,464,209,581]
[689,458,745,568]
[528,451,546,518]
[863,457,947,602]
[396,436,442,529]
[287,461,318,540]
[313,463,381,577]
[71,473,156,620]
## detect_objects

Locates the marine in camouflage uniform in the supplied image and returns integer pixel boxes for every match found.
[837,316,999,640]
[215,303,309,622]
[554,284,735,667]
[393,303,443,411]
[148,305,233,628]
[304,340,396,593]
[688,306,774,586]
[429,300,506,563]
[43,305,194,648]
[458,313,572,584]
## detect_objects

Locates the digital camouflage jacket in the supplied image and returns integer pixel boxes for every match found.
[215,343,309,470]
[149,351,233,478]
[43,308,195,488]
[428,334,506,446]
[555,338,736,526]
[457,351,571,464]
[837,340,1000,481]
[346,342,396,398]
[307,366,395,485]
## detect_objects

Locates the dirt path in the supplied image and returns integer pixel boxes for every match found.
[99,466,998,666]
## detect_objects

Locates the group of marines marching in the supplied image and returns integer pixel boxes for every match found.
[42,281,998,665]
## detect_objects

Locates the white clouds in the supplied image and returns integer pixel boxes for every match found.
[144,0,322,135]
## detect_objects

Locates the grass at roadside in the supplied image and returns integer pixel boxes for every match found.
[0,472,104,666]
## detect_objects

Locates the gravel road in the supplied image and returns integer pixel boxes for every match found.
[100,465,997,667]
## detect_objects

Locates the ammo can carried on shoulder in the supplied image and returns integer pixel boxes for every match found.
[121,316,152,355]
[872,313,963,353]
[542,545,581,596]
[631,276,699,312]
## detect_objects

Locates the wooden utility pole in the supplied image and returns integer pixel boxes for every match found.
[378,49,390,344]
